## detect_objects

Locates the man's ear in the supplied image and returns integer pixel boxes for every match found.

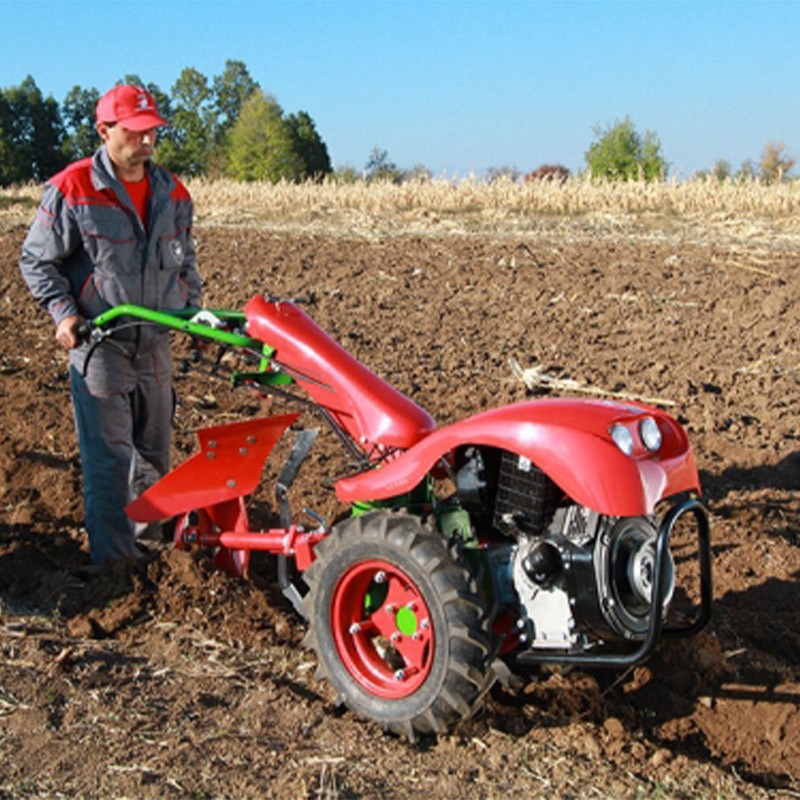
[96,121,110,142]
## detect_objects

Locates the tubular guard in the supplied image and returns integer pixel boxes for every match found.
[126,414,299,523]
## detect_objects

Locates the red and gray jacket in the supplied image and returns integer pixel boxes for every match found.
[20,145,202,358]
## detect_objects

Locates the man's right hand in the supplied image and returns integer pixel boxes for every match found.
[55,315,86,350]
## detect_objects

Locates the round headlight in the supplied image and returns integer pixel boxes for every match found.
[639,416,662,452]
[610,424,635,456]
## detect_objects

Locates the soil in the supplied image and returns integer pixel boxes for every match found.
[1,218,799,799]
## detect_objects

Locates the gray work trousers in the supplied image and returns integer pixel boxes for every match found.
[69,345,173,564]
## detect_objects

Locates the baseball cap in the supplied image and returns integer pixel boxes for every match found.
[96,85,168,131]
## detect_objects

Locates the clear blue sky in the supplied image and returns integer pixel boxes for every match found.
[1,0,797,178]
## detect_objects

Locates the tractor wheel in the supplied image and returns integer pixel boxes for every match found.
[302,511,494,740]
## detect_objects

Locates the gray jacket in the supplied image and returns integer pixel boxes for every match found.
[20,146,202,392]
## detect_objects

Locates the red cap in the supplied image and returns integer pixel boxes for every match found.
[96,85,168,131]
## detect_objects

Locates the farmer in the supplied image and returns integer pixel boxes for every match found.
[19,84,202,565]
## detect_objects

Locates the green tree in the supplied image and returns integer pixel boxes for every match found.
[286,110,331,180]
[61,85,100,160]
[0,76,65,184]
[0,91,15,186]
[225,90,303,182]
[585,118,667,181]
[209,60,260,175]
[364,146,403,182]
[760,141,795,183]
[711,159,732,182]
[212,60,259,142]
[156,67,214,176]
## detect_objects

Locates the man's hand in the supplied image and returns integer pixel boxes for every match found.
[55,315,86,350]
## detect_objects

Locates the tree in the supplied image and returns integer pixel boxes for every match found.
[61,85,100,160]
[156,68,214,177]
[212,60,259,143]
[585,118,667,181]
[208,60,260,175]
[0,91,15,186]
[711,159,732,182]
[0,76,65,184]
[760,141,795,184]
[286,111,331,180]
[736,159,757,182]
[225,90,303,182]
[364,146,402,182]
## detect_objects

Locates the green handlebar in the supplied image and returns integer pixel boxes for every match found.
[89,303,292,388]
[90,304,264,350]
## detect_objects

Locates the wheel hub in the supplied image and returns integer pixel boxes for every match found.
[331,559,435,699]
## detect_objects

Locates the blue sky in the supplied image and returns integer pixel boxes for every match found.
[1,0,798,178]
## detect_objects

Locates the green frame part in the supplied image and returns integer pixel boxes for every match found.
[89,304,290,387]
[91,304,258,348]
[350,475,435,520]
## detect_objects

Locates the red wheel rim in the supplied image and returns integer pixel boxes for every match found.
[331,558,435,699]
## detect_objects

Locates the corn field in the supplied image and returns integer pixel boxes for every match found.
[3,176,800,242]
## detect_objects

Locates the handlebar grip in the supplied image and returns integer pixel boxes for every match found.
[76,322,93,343]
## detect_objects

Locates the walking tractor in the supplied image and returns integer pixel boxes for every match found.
[83,295,712,740]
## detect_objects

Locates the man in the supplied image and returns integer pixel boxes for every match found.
[20,84,202,564]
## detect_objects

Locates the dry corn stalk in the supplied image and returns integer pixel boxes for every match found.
[509,358,676,408]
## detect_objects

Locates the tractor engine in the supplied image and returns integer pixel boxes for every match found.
[456,447,675,655]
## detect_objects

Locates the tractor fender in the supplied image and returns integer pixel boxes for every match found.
[126,414,299,522]
[334,399,700,517]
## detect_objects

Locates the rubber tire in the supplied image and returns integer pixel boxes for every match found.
[302,511,493,740]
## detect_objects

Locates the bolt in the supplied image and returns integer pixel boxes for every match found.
[420,618,430,630]
[374,571,387,584]
[246,435,256,445]
[239,447,248,456]
[406,601,417,612]
[390,632,401,643]
[394,669,405,681]
[227,479,237,488]
[348,623,362,635]
[385,604,395,614]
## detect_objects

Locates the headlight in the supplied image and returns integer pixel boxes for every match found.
[610,424,635,456]
[639,416,662,452]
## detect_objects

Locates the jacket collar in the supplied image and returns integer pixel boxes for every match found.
[91,145,175,197]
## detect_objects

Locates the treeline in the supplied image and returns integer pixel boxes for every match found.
[0,60,332,187]
[2,64,796,188]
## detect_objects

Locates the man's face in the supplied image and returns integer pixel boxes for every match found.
[96,121,158,177]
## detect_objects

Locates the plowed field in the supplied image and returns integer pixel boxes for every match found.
[1,210,799,798]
